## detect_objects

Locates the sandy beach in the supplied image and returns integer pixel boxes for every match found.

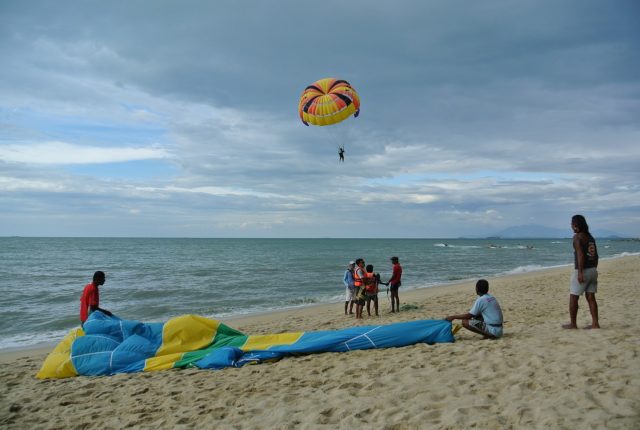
[1,255,639,429]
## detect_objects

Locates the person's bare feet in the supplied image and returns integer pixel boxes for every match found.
[562,323,577,329]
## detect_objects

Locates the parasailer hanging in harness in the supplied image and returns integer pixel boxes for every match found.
[298,78,360,161]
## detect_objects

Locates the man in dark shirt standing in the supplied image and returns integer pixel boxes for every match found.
[387,256,403,313]
[563,215,600,329]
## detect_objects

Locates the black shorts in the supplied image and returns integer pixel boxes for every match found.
[389,282,401,291]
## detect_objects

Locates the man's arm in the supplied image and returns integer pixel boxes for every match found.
[388,266,400,284]
[89,305,113,317]
[445,312,475,322]
[574,233,586,283]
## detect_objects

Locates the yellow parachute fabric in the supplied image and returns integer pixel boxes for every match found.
[35,327,84,379]
[298,78,360,126]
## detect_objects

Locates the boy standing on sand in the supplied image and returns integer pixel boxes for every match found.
[445,279,504,339]
[80,271,113,326]
[364,264,380,317]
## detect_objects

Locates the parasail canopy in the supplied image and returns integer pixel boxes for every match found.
[36,312,455,379]
[298,78,360,126]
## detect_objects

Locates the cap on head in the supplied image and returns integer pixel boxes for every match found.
[349,261,355,265]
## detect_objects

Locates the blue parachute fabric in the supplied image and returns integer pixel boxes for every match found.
[72,312,165,375]
[194,346,246,369]
[42,313,456,377]
[226,319,455,369]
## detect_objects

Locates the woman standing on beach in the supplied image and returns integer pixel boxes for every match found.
[563,214,600,329]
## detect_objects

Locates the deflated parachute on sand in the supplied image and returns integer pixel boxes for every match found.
[298,78,360,126]
[37,312,457,379]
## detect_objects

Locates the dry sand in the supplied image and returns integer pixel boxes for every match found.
[1,255,639,429]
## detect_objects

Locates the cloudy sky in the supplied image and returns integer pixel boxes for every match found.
[1,0,639,238]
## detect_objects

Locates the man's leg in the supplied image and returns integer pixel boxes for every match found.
[462,319,497,339]
[390,289,398,312]
[585,292,600,328]
[563,294,579,329]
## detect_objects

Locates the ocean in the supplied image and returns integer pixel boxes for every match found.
[1,237,639,350]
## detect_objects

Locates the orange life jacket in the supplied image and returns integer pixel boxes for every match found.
[364,272,377,293]
[354,267,364,287]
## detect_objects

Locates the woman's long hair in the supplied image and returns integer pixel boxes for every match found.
[572,214,589,233]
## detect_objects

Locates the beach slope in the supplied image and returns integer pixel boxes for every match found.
[1,256,639,429]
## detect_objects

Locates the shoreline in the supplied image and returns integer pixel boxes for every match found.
[0,254,632,364]
[1,248,637,354]
[0,260,567,363]
[2,254,639,428]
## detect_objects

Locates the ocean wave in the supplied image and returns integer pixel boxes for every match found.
[0,330,69,350]
[614,251,640,258]
[501,264,566,275]
[433,243,481,249]
[598,251,640,261]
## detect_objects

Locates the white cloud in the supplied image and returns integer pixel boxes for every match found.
[0,142,171,165]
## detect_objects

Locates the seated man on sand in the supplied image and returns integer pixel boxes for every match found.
[445,279,504,339]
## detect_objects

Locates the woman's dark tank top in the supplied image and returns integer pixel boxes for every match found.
[574,233,598,269]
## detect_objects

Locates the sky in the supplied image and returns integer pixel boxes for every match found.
[1,0,639,238]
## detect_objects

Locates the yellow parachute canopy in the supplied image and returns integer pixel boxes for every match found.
[298,78,360,126]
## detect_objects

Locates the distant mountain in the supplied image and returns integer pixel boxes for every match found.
[488,224,625,239]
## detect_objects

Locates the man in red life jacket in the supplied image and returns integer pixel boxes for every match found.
[79,271,113,326]
[353,258,366,320]
[364,264,380,317]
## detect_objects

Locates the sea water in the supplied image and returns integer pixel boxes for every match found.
[1,237,639,350]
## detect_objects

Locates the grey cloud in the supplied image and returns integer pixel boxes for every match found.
[1,1,639,237]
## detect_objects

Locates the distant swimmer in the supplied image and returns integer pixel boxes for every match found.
[338,145,345,162]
